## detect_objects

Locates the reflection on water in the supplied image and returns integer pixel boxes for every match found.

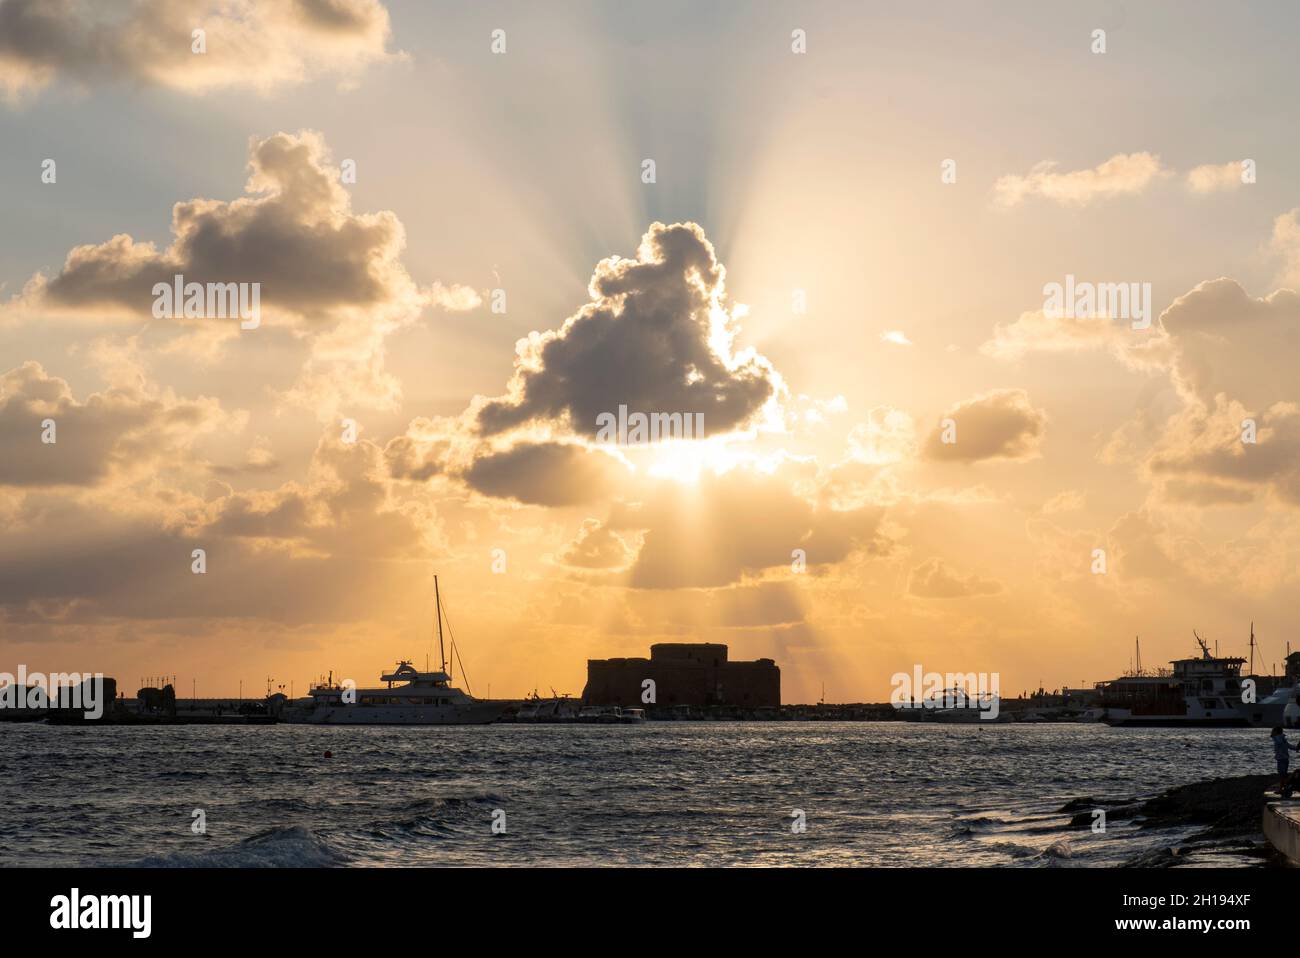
[0,722,1274,867]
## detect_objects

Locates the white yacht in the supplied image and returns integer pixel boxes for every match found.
[297,662,505,725]
[292,578,505,726]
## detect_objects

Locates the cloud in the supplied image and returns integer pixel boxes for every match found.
[1094,278,1300,508]
[1041,489,1085,514]
[608,465,888,589]
[906,557,1001,599]
[200,434,431,559]
[1159,278,1300,410]
[1268,209,1300,288]
[476,222,781,440]
[0,360,236,487]
[461,441,631,507]
[1146,397,1300,507]
[0,0,398,103]
[714,581,804,627]
[844,406,915,465]
[880,330,912,346]
[980,309,1170,367]
[0,430,438,627]
[1186,161,1248,194]
[9,130,475,418]
[21,130,421,324]
[210,435,280,476]
[383,433,447,483]
[1159,477,1257,506]
[921,389,1046,463]
[558,518,635,570]
[0,495,429,626]
[1105,509,1187,583]
[993,152,1168,208]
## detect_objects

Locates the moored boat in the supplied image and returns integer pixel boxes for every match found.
[287,577,505,726]
[1097,634,1250,727]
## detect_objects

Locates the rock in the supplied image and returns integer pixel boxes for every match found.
[1136,774,1276,836]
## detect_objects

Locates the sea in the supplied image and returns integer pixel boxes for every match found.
[0,722,1278,868]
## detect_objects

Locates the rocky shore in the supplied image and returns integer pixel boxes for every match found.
[1062,774,1282,866]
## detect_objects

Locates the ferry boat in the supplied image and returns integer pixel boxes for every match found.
[1097,634,1250,727]
[291,578,506,726]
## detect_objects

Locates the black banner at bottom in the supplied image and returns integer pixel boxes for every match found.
[0,866,1290,943]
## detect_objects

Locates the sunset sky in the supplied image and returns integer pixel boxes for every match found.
[4,0,1300,702]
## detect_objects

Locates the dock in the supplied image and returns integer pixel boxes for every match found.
[1263,798,1300,864]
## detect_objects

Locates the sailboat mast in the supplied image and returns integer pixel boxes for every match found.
[435,575,447,674]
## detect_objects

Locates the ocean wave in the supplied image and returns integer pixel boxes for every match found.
[375,794,505,839]
[1040,840,1075,861]
[131,825,350,868]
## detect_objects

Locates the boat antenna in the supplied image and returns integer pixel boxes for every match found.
[434,575,447,675]
[1135,636,1142,676]
[1249,621,1256,676]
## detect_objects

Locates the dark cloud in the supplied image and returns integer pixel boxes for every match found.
[922,388,1046,463]
[0,434,433,627]
[461,442,631,507]
[0,499,426,626]
[0,360,231,487]
[25,131,417,326]
[0,0,395,101]
[477,222,778,439]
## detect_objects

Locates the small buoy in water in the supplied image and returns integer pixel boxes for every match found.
[323,750,333,758]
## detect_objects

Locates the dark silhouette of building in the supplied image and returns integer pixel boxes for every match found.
[582,643,779,709]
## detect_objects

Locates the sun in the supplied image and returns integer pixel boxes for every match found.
[641,435,773,484]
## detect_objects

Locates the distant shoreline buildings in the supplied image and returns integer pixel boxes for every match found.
[582,643,780,711]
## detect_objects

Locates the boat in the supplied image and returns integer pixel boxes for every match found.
[1233,625,1296,727]
[620,708,646,724]
[896,687,1009,723]
[1096,633,1251,727]
[515,694,544,722]
[538,696,580,723]
[288,577,506,726]
[514,692,580,723]
[578,704,622,724]
[1239,684,1297,729]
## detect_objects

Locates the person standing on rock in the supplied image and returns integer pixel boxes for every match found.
[1270,727,1299,794]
